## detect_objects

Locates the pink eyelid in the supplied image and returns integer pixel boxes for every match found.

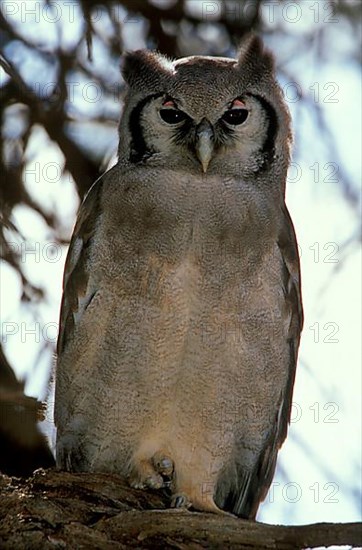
[231,99,246,108]
[162,99,176,107]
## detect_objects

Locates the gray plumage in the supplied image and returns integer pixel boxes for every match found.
[54,35,303,519]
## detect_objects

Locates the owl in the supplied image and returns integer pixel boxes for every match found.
[54,35,303,519]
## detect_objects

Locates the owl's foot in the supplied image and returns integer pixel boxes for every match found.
[128,458,163,490]
[128,452,174,490]
[153,452,174,478]
[171,493,192,509]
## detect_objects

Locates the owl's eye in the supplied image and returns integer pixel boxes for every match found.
[222,108,249,126]
[160,109,188,125]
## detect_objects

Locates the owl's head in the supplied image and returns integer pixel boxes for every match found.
[118,35,291,184]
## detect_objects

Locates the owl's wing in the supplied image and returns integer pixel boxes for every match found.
[218,205,303,519]
[274,205,304,441]
[56,172,107,357]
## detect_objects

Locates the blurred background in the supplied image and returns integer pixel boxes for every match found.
[0,0,361,526]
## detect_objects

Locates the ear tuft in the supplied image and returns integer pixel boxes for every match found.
[121,50,174,90]
[237,34,275,73]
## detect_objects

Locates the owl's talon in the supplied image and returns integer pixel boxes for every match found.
[153,453,174,477]
[171,493,191,509]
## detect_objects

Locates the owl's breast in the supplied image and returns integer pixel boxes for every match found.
[93,169,280,317]
[87,170,286,411]
[104,169,276,262]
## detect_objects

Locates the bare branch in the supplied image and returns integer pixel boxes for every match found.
[0,470,361,549]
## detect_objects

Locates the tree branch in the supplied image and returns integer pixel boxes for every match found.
[0,53,100,199]
[0,469,360,549]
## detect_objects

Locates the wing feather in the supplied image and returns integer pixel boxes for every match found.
[217,205,303,518]
[56,175,105,356]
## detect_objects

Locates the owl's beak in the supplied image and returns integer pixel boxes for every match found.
[195,119,214,173]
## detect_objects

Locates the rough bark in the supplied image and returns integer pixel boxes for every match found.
[0,346,55,477]
[0,469,360,549]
